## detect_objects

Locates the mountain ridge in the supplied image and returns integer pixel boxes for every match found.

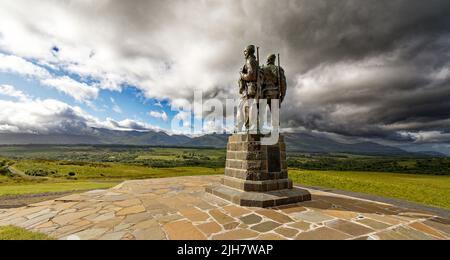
[0,128,443,156]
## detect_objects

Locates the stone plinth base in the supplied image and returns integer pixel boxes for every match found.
[206,134,311,208]
[206,184,311,208]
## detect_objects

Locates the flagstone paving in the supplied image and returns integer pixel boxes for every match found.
[0,175,449,240]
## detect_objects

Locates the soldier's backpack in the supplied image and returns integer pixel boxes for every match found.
[261,65,287,101]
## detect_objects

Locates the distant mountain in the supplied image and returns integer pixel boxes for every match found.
[400,143,450,157]
[0,133,101,145]
[90,128,191,146]
[183,134,229,148]
[0,129,191,147]
[162,132,412,156]
[408,151,447,157]
[0,128,428,156]
[283,133,409,155]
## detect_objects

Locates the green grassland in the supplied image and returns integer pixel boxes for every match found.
[290,170,450,210]
[0,147,223,196]
[288,153,450,175]
[0,145,226,168]
[0,161,220,196]
[12,160,222,181]
[0,226,54,240]
[0,145,449,210]
[0,181,119,196]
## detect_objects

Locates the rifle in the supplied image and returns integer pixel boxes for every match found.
[278,53,282,107]
[255,46,260,134]
[256,47,260,102]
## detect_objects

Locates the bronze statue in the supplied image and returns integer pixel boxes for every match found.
[207,47,310,208]
[262,54,287,108]
[236,45,259,132]
[239,45,258,97]
[236,46,287,133]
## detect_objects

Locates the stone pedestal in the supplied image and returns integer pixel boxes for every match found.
[206,134,311,208]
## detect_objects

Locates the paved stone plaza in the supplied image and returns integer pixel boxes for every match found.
[0,176,448,240]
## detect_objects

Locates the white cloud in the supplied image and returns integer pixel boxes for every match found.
[110,97,122,114]
[41,76,99,102]
[0,1,244,103]
[112,105,122,114]
[170,98,192,111]
[0,98,88,134]
[0,84,30,102]
[0,124,20,133]
[100,118,160,132]
[0,97,159,134]
[149,110,168,121]
[173,111,192,129]
[0,53,99,103]
[0,53,50,78]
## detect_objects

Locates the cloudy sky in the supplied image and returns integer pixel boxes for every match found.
[0,0,450,154]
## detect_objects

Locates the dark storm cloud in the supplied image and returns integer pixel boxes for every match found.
[259,0,450,143]
[275,0,450,68]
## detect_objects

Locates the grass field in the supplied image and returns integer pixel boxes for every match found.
[0,181,118,196]
[0,160,222,196]
[290,169,450,210]
[0,146,226,168]
[0,226,54,240]
[11,160,222,181]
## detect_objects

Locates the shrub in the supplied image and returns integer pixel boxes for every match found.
[0,166,9,175]
[25,169,51,177]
